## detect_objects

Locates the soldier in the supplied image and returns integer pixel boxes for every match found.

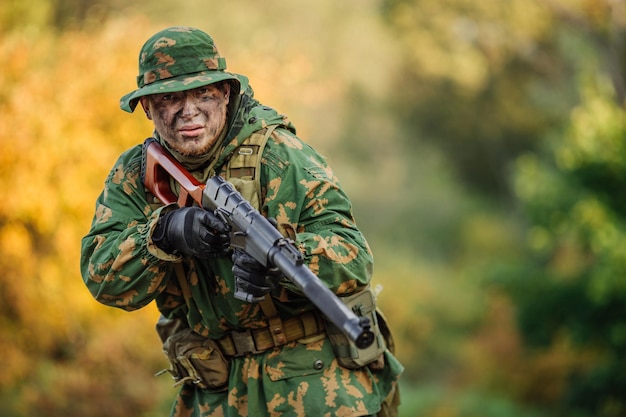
[80,26,403,416]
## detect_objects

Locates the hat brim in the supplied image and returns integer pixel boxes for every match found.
[120,70,244,113]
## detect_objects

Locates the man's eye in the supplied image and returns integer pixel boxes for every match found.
[197,88,218,99]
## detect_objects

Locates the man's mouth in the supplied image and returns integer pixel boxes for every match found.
[179,124,204,137]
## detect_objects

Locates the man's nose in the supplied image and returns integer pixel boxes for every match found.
[181,95,200,117]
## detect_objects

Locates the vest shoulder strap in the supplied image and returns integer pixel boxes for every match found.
[224,124,278,210]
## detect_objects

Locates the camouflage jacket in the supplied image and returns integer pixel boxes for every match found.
[80,80,402,416]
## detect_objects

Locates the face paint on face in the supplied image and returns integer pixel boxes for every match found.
[141,83,230,156]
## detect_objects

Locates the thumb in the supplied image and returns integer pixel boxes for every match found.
[197,209,228,233]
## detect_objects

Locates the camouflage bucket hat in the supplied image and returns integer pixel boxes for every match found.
[120,26,242,112]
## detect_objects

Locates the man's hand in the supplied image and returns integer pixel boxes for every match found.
[232,249,282,302]
[153,207,229,257]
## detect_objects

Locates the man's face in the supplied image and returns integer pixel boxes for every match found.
[141,83,230,156]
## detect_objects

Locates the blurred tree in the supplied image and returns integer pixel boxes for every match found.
[369,1,626,415]
[379,0,607,198]
[0,18,174,416]
[471,2,626,415]
[490,53,626,417]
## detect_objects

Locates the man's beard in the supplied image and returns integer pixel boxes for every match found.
[169,136,216,156]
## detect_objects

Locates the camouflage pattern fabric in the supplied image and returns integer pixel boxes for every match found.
[174,338,400,417]
[81,33,403,416]
[119,26,244,113]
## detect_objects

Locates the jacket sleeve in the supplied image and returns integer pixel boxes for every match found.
[261,129,374,296]
[80,146,177,311]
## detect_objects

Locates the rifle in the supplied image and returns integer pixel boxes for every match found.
[142,138,375,349]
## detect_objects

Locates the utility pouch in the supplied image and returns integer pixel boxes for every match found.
[156,317,230,391]
[326,286,386,369]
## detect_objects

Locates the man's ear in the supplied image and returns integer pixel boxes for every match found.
[223,83,231,104]
[139,98,152,120]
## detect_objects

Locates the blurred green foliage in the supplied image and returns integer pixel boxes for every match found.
[0,0,624,416]
[491,81,626,416]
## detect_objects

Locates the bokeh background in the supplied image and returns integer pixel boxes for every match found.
[1,0,625,415]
